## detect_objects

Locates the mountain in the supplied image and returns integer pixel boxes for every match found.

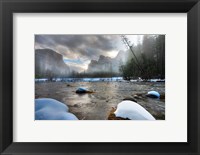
[87,50,128,73]
[115,50,128,62]
[87,55,112,73]
[35,49,70,78]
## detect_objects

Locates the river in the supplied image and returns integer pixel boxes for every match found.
[35,79,165,120]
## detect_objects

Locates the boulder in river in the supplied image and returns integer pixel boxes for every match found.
[35,98,78,120]
[146,91,160,98]
[123,97,137,103]
[76,87,93,94]
[114,101,156,120]
[107,107,130,120]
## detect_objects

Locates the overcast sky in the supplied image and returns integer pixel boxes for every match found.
[35,35,143,72]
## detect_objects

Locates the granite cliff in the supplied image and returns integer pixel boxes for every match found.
[35,49,70,78]
[87,50,128,73]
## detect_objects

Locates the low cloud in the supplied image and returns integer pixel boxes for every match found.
[35,34,139,72]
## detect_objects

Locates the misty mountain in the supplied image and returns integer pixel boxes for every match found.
[35,49,70,78]
[87,50,128,73]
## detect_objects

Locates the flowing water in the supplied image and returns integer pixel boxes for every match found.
[35,80,165,120]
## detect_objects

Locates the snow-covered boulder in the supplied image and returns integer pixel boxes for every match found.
[35,98,69,112]
[35,98,78,120]
[146,91,160,98]
[35,109,78,120]
[114,101,155,120]
[76,87,93,94]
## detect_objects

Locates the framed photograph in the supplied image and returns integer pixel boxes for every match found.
[0,0,199,154]
[34,34,165,121]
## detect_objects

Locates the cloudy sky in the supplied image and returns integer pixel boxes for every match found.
[35,35,143,72]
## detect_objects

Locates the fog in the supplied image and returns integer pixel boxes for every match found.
[35,34,165,80]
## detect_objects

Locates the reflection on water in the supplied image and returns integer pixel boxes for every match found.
[35,81,165,120]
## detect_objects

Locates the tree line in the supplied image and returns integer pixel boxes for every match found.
[68,71,121,78]
[119,35,165,80]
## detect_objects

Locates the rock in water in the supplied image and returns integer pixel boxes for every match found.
[107,107,130,120]
[76,87,93,94]
[146,91,160,98]
[35,109,78,120]
[114,101,156,120]
[35,98,78,120]
[123,97,137,103]
[35,98,69,112]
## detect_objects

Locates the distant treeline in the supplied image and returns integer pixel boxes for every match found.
[35,71,121,79]
[68,71,121,78]
[120,35,165,80]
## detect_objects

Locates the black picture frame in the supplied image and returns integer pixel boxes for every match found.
[0,0,199,154]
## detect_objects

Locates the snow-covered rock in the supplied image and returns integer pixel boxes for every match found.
[147,91,160,98]
[76,87,93,94]
[114,101,155,120]
[35,109,78,120]
[76,87,88,93]
[35,98,78,120]
[35,98,69,112]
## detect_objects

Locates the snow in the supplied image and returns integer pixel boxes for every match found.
[148,79,158,82]
[35,109,78,120]
[114,101,156,120]
[130,79,137,82]
[35,98,69,112]
[147,91,160,98]
[80,77,123,82]
[35,98,78,120]
[35,77,123,83]
[76,87,89,93]
[77,87,88,91]
[35,78,48,82]
[148,79,165,82]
